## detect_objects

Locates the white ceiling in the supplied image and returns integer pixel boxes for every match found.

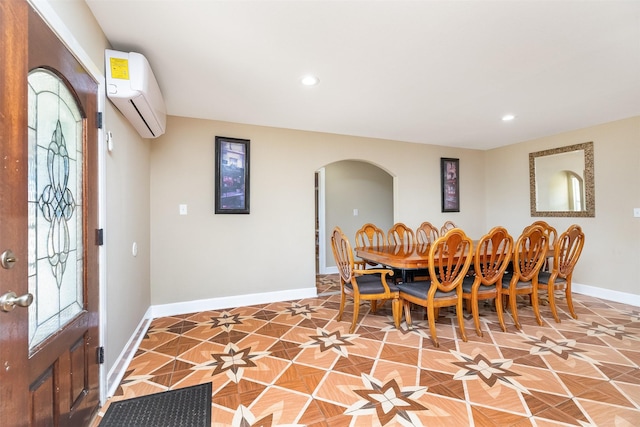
[85,0,640,150]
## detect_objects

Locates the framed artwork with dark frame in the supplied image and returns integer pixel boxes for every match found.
[440,157,460,212]
[214,136,250,214]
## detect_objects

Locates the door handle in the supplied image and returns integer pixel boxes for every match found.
[0,291,34,313]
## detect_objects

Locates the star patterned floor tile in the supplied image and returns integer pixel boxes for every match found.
[92,275,640,427]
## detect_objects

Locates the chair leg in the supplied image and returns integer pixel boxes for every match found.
[547,283,560,323]
[471,296,482,337]
[403,301,413,329]
[456,300,468,342]
[531,287,543,326]
[565,283,578,319]
[427,305,439,347]
[495,293,507,332]
[371,300,378,313]
[337,289,346,321]
[509,292,521,330]
[350,297,360,333]
[392,297,401,328]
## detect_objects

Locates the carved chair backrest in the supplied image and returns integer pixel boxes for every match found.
[331,227,354,284]
[355,223,385,248]
[387,223,415,248]
[513,225,549,282]
[531,220,558,248]
[474,226,514,286]
[440,220,457,236]
[552,224,585,278]
[428,228,473,295]
[416,222,439,245]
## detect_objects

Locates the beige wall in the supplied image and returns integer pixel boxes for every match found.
[103,105,151,365]
[48,0,107,68]
[150,116,487,304]
[485,116,640,295]
[152,116,640,303]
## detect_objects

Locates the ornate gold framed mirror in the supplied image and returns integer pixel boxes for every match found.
[529,141,595,217]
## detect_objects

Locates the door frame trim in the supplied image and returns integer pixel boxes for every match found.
[28,0,108,404]
[316,168,327,274]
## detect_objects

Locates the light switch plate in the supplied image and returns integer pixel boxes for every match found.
[634,208,640,218]
[179,204,188,215]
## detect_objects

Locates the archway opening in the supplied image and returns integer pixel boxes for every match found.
[315,160,394,293]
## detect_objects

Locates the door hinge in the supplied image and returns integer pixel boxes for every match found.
[96,229,104,246]
[97,346,104,364]
[97,112,103,129]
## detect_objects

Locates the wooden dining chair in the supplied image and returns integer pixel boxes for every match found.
[387,223,415,281]
[387,223,415,247]
[440,220,457,236]
[531,220,557,272]
[398,228,473,347]
[501,225,548,330]
[416,221,439,245]
[331,227,401,333]
[537,224,585,323]
[354,223,385,269]
[461,226,513,336]
[413,222,439,280]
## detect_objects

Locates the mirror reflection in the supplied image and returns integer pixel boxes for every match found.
[529,142,595,217]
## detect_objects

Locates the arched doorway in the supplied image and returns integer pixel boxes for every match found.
[315,160,394,277]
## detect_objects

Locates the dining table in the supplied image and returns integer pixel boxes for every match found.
[355,240,552,283]
[355,242,444,283]
[356,243,433,270]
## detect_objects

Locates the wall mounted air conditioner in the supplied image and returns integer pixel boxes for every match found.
[105,49,166,138]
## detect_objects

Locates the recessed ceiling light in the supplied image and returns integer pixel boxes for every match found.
[502,114,516,121]
[301,75,319,86]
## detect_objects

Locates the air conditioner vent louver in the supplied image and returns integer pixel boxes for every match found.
[129,98,156,137]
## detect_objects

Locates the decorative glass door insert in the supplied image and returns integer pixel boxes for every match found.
[27,69,83,351]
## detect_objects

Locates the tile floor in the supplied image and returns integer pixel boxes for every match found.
[95,275,640,426]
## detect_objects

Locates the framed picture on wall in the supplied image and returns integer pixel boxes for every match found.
[215,136,250,214]
[441,157,459,212]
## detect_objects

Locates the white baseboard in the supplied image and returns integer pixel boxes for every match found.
[105,307,153,399]
[324,266,338,275]
[573,282,640,307]
[150,287,318,319]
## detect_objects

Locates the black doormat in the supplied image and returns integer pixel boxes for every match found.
[100,382,212,427]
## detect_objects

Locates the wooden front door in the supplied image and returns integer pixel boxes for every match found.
[0,1,100,426]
